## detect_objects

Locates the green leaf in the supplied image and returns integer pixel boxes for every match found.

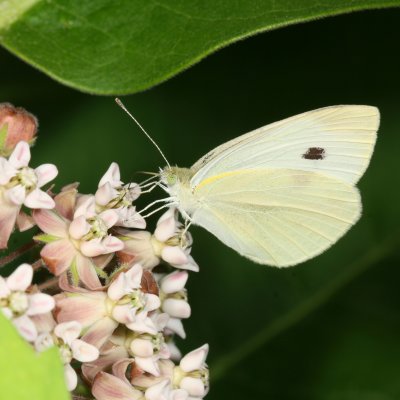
[0,313,69,400]
[0,124,9,154]
[0,0,399,94]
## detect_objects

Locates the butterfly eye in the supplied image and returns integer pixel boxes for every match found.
[167,173,177,186]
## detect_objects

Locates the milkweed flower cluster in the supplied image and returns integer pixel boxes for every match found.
[0,103,209,399]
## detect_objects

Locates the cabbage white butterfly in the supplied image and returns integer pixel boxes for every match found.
[117,101,379,267]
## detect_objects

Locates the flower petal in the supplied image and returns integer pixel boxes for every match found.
[145,379,170,400]
[135,356,160,376]
[40,239,76,276]
[56,292,107,327]
[154,214,177,242]
[35,163,58,187]
[82,345,128,384]
[64,363,78,391]
[162,299,191,319]
[0,157,16,184]
[34,332,54,352]
[111,304,135,324]
[161,246,188,266]
[54,186,77,220]
[7,185,26,205]
[81,317,118,349]
[0,195,19,249]
[13,314,37,342]
[161,271,188,294]
[7,263,33,291]
[125,263,143,289]
[16,210,35,232]
[76,254,102,290]
[74,195,96,219]
[179,377,206,397]
[166,318,186,339]
[108,273,129,301]
[101,235,124,254]
[80,238,105,258]
[116,207,146,229]
[126,312,158,335]
[145,294,161,312]
[130,338,154,357]
[33,209,68,237]
[69,215,90,240]
[99,162,122,188]
[54,320,82,344]
[180,344,209,373]
[92,372,143,400]
[95,182,117,206]
[24,188,55,209]
[0,277,10,297]
[27,293,55,315]
[71,338,99,362]
[100,209,119,229]
[9,141,30,168]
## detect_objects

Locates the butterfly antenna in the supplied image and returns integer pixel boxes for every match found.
[115,98,171,168]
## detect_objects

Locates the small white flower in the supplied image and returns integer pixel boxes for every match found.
[0,141,57,208]
[0,263,55,341]
[146,379,188,400]
[35,321,99,391]
[130,332,171,376]
[68,195,124,257]
[108,264,162,334]
[95,162,145,228]
[118,208,199,272]
[173,345,209,398]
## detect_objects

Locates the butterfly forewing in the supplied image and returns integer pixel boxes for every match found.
[191,105,379,187]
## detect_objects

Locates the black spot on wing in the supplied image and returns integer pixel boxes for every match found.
[302,147,325,160]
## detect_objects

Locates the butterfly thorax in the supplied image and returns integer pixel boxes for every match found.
[161,166,199,217]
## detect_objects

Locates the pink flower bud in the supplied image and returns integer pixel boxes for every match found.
[0,103,38,156]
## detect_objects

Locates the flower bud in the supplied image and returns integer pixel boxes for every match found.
[0,103,37,156]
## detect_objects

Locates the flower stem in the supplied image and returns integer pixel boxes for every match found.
[0,240,38,268]
[32,259,43,271]
[38,276,59,292]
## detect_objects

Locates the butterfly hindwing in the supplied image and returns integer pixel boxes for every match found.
[192,168,361,267]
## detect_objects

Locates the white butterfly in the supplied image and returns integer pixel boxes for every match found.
[117,101,379,268]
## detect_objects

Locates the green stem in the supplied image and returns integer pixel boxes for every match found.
[211,235,400,382]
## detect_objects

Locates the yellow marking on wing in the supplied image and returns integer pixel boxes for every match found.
[195,170,253,191]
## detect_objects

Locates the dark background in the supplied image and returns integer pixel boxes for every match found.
[1,8,400,400]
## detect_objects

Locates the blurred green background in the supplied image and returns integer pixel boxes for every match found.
[2,8,400,400]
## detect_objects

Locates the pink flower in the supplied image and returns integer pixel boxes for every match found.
[0,263,55,341]
[95,162,145,229]
[108,264,161,334]
[0,141,57,248]
[91,345,209,400]
[56,264,163,350]
[117,208,199,272]
[35,321,99,391]
[33,189,124,289]
[174,345,210,398]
